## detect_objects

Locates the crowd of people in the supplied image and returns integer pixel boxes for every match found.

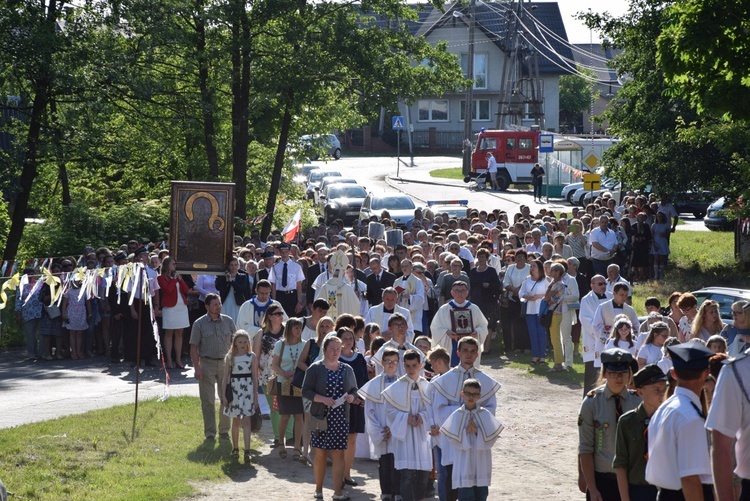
[9,189,750,501]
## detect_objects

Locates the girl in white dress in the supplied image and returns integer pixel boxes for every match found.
[221,330,259,462]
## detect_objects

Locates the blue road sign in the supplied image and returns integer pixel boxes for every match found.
[539,133,554,153]
[392,116,405,130]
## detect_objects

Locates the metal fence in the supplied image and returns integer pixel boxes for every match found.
[403,130,465,150]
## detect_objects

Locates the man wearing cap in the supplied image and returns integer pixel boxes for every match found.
[706,349,750,501]
[614,365,668,501]
[235,279,288,344]
[579,348,641,501]
[268,242,305,316]
[645,343,715,500]
[256,250,275,282]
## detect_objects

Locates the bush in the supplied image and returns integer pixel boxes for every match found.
[18,199,170,258]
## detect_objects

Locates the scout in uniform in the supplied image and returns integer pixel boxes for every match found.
[706,348,750,501]
[579,348,642,501]
[645,343,715,501]
[613,364,668,501]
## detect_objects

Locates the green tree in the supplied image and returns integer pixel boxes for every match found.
[559,66,597,127]
[580,0,733,195]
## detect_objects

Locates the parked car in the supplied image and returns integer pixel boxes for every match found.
[673,191,713,219]
[579,181,622,206]
[359,193,417,227]
[427,200,470,219]
[301,134,342,160]
[704,197,735,231]
[322,184,368,224]
[305,170,341,200]
[561,181,583,205]
[294,164,319,185]
[692,287,750,327]
[315,177,358,207]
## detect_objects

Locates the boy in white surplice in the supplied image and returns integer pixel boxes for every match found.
[383,349,435,501]
[440,378,504,501]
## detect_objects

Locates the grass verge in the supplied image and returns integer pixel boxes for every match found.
[631,230,747,315]
[429,167,463,179]
[0,396,259,500]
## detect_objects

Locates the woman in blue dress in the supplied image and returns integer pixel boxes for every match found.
[302,335,360,500]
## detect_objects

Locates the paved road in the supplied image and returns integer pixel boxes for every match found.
[0,352,198,429]
[306,154,709,231]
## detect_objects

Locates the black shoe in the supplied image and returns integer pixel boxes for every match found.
[219,432,230,440]
[343,478,358,486]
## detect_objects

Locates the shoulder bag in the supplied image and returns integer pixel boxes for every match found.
[266,340,281,396]
[278,341,303,397]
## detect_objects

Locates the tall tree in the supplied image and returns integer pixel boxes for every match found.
[0,0,63,260]
[581,0,732,195]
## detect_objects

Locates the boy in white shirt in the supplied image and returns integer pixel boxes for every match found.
[440,379,503,501]
[383,349,435,501]
[360,348,401,501]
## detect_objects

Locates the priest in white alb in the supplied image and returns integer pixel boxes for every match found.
[314,249,361,322]
[431,280,488,367]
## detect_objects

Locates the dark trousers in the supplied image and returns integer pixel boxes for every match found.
[445,464,458,501]
[276,290,298,317]
[399,468,428,501]
[592,258,615,277]
[533,180,543,199]
[628,483,657,501]
[500,302,529,351]
[742,479,750,501]
[378,453,400,497]
[587,471,620,501]
[584,361,600,396]
[124,302,155,363]
[657,485,714,501]
[110,316,124,360]
[458,486,488,501]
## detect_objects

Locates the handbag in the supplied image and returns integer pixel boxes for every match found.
[281,378,303,397]
[45,304,62,319]
[250,406,263,433]
[519,301,527,318]
[292,339,310,388]
[224,382,233,404]
[266,340,286,396]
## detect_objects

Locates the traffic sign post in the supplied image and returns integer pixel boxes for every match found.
[539,134,553,204]
[584,173,601,201]
[393,116,404,178]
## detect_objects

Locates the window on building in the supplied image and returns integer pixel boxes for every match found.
[460,53,488,89]
[418,100,449,121]
[460,99,491,121]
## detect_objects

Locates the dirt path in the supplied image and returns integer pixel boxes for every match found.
[182,358,583,501]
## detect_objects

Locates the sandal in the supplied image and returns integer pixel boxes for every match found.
[292,449,301,461]
[231,448,239,458]
[278,447,287,459]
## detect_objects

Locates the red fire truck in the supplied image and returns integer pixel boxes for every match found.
[464,129,540,191]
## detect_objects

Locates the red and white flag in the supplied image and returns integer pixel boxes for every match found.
[281,209,302,243]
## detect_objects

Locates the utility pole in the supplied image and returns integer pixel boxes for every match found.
[461,0,476,175]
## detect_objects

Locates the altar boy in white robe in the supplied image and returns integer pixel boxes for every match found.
[371,313,424,377]
[383,349,435,501]
[430,337,500,500]
[440,378,503,501]
[359,347,401,501]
